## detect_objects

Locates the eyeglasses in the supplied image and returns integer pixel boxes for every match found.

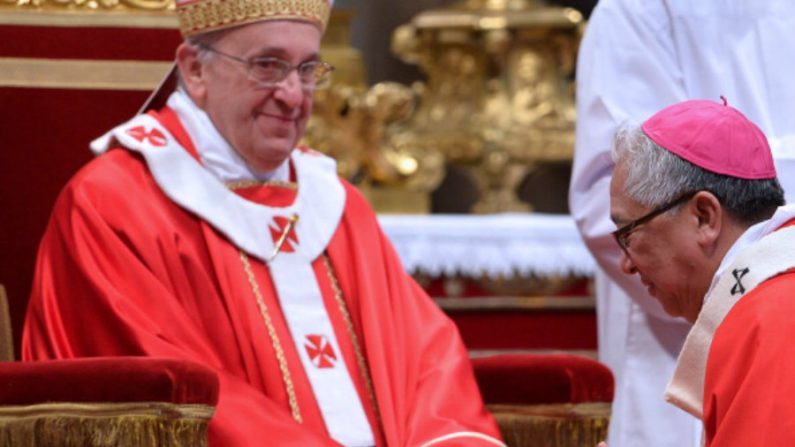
[198,44,334,90]
[612,191,698,253]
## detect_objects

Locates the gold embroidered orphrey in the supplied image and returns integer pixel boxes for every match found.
[238,251,382,432]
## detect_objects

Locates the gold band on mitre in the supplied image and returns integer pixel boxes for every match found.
[176,0,333,37]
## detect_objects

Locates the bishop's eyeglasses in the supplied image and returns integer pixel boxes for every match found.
[612,191,698,253]
[198,43,335,91]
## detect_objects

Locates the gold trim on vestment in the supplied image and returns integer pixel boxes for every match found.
[237,249,383,432]
[239,251,302,423]
[0,58,172,90]
[225,179,297,190]
[322,254,383,431]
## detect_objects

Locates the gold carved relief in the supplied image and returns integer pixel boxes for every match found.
[392,0,583,213]
[302,10,445,213]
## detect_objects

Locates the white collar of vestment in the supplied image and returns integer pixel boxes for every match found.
[707,204,795,298]
[89,109,345,263]
[166,89,290,183]
[665,205,795,419]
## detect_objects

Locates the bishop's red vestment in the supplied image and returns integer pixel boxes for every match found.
[704,268,795,445]
[22,103,503,447]
[665,213,795,446]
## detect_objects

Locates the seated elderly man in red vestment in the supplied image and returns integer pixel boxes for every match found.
[608,99,795,446]
[21,2,504,446]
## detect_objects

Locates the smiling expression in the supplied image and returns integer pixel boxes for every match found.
[181,20,322,174]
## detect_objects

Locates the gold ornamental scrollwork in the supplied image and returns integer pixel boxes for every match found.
[302,10,445,214]
[303,80,445,213]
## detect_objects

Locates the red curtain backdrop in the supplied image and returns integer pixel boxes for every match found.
[0,23,182,355]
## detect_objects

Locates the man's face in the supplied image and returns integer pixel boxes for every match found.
[609,165,707,322]
[190,21,321,174]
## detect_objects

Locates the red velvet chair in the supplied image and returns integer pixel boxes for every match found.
[0,285,219,446]
[0,283,611,447]
[472,353,613,447]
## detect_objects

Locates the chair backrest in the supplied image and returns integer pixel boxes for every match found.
[0,285,15,361]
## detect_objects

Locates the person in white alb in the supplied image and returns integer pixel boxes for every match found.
[570,0,795,445]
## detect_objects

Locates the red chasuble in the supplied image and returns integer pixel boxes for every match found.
[704,270,795,446]
[22,108,503,446]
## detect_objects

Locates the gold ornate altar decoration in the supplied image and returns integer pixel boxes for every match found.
[305,0,585,214]
[302,15,446,214]
[390,0,584,213]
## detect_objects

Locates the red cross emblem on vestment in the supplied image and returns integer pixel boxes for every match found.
[126,126,167,147]
[304,334,337,369]
[269,215,299,253]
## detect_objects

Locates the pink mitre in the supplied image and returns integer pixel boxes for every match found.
[641,97,776,180]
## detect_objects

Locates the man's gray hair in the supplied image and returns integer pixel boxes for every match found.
[611,123,785,225]
[175,28,230,87]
